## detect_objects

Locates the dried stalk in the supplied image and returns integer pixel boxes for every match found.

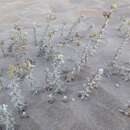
[33,23,38,46]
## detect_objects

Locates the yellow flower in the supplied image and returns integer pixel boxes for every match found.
[57,43,64,47]
[10,31,17,41]
[111,3,117,9]
[26,60,32,68]
[48,31,55,38]
[7,64,15,79]
[127,19,130,25]
[89,32,98,38]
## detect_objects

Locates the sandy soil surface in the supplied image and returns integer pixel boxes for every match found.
[0,0,130,130]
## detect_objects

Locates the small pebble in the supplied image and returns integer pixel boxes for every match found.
[98,68,104,75]
[48,94,55,104]
[22,112,26,116]
[86,93,90,97]
[115,83,120,88]
[72,98,76,102]
[62,96,69,103]
[20,111,29,119]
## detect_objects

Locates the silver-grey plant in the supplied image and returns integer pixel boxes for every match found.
[8,79,26,113]
[8,25,27,60]
[118,17,130,37]
[0,104,15,130]
[65,47,88,82]
[104,33,130,79]
[78,68,104,100]
[45,54,65,94]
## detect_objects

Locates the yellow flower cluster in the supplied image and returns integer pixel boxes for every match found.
[7,59,33,79]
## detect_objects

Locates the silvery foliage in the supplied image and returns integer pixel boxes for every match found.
[0,40,7,57]
[105,64,130,81]
[0,70,4,91]
[45,54,65,94]
[90,7,116,56]
[65,46,88,82]
[38,43,56,61]
[104,28,130,81]
[0,104,15,130]
[78,68,104,100]
[0,79,3,91]
[118,17,130,37]
[88,12,111,56]
[26,67,42,96]
[119,102,130,116]
[8,25,27,59]
[37,19,57,60]
[79,45,89,66]
[65,24,104,82]
[8,79,26,112]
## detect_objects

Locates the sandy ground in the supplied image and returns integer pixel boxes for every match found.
[0,0,130,130]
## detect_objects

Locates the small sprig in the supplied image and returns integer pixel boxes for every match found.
[38,13,56,48]
[0,69,4,91]
[37,24,56,60]
[45,54,65,95]
[89,3,117,56]
[111,38,128,66]
[0,104,15,130]
[0,41,6,57]
[111,2,118,10]
[8,79,27,113]
[105,64,130,81]
[37,43,56,61]
[64,47,88,82]
[118,17,130,37]
[119,102,130,117]
[8,25,27,59]
[104,35,129,78]
[7,64,15,79]
[78,68,104,100]
[7,59,34,80]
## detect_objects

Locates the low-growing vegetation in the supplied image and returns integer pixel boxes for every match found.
[0,0,130,130]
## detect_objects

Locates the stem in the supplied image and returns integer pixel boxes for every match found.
[33,25,38,46]
[0,79,3,90]
[0,47,6,57]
